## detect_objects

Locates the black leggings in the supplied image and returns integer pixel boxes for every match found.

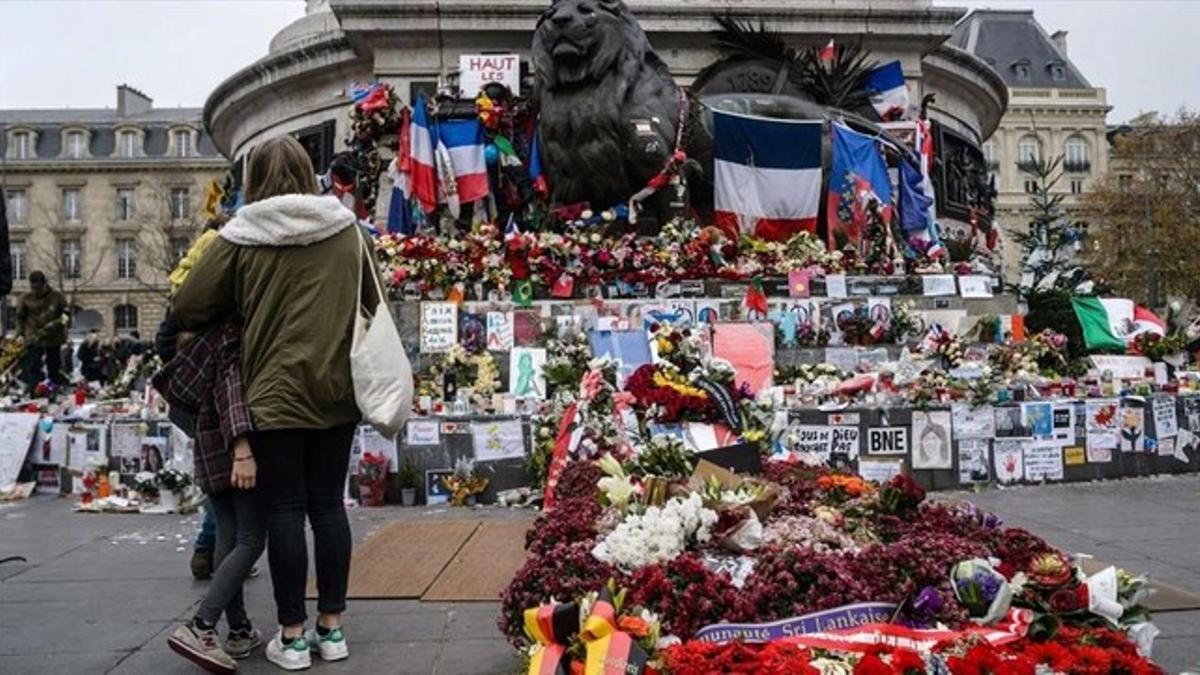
[252,423,356,626]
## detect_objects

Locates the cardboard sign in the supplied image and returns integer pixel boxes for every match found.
[420,302,458,353]
[911,410,953,470]
[858,459,904,484]
[866,427,908,456]
[957,439,990,485]
[471,419,525,462]
[1152,397,1178,439]
[406,420,441,446]
[1088,355,1152,381]
[1023,441,1064,482]
[459,53,521,96]
[993,439,1025,485]
[486,311,514,351]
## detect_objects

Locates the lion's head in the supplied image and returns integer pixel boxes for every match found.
[532,0,648,91]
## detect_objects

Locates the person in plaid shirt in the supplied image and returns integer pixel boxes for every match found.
[154,254,265,674]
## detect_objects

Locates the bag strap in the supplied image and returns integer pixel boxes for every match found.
[354,227,387,309]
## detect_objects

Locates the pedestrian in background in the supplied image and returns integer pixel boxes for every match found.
[16,271,68,390]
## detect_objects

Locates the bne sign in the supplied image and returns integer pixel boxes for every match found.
[459,54,520,96]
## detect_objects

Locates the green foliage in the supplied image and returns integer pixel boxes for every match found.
[397,457,419,489]
[628,437,696,480]
[1011,155,1091,300]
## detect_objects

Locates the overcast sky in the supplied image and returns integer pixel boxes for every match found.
[0,0,1196,123]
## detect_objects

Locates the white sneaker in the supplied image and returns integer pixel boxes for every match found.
[305,626,349,662]
[265,630,312,671]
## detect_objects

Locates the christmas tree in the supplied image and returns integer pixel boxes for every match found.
[1011,155,1090,299]
[1010,155,1099,360]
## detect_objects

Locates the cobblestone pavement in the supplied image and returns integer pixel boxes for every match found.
[1,475,1197,674]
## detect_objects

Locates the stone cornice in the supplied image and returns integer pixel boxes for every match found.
[203,32,360,157]
[0,158,226,174]
[332,0,964,48]
[921,44,1008,140]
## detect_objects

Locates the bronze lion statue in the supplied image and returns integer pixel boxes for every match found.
[532,0,683,216]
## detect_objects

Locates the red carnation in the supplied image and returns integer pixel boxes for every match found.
[1022,642,1073,671]
[1049,586,1087,614]
[889,648,926,674]
[852,654,892,675]
[1069,645,1113,675]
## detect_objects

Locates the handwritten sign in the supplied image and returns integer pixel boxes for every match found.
[486,311,514,351]
[1152,397,1178,439]
[459,53,521,96]
[420,302,458,353]
[1023,441,1064,482]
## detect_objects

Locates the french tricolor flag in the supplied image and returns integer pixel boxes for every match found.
[436,119,489,207]
[865,61,910,121]
[408,94,438,214]
[712,111,822,242]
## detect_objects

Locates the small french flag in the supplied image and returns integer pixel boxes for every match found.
[408,94,438,214]
[865,61,910,121]
[436,119,490,207]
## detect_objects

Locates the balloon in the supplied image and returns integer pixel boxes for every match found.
[485,143,499,166]
[40,417,54,433]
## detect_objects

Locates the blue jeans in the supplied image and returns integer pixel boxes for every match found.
[194,504,217,552]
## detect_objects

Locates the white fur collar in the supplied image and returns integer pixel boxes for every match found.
[220,194,355,247]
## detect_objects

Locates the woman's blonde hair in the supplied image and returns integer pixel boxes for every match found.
[245,136,318,203]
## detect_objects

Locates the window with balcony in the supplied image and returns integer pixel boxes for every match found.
[1017,135,1041,171]
[116,238,137,280]
[62,188,82,221]
[12,132,31,159]
[1024,179,1039,194]
[66,131,86,159]
[10,243,26,282]
[982,140,999,170]
[1063,136,1090,173]
[170,188,190,220]
[120,131,138,158]
[171,236,191,264]
[61,239,82,280]
[1118,174,1133,193]
[6,190,26,224]
[174,130,192,157]
[116,188,135,221]
[114,304,139,334]
[1070,178,1084,195]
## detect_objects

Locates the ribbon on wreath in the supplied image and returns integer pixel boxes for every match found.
[523,589,649,675]
[694,377,741,433]
[580,588,649,675]
[524,601,580,675]
[542,401,581,511]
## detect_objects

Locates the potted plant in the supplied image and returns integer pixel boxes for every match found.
[134,471,159,503]
[155,468,191,512]
[397,457,419,507]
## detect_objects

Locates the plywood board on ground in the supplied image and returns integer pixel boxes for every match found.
[421,519,532,602]
[309,519,479,600]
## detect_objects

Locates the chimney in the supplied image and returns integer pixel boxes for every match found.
[1051,30,1068,56]
[117,84,153,117]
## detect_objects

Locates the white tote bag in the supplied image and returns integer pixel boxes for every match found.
[350,231,413,439]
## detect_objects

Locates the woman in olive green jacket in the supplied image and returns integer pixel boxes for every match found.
[174,136,373,671]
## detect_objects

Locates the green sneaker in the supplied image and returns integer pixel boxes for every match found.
[265,630,311,671]
[305,626,349,662]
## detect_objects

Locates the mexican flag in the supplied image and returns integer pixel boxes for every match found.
[1071,297,1165,352]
